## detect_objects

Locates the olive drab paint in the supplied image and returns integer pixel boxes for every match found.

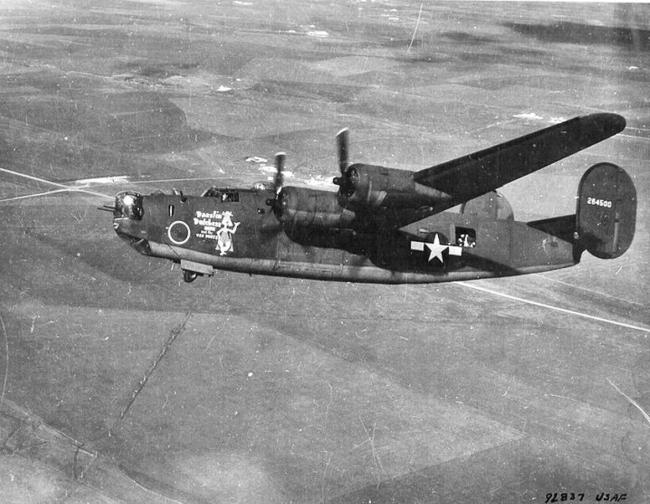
[576,163,636,259]
[109,113,635,284]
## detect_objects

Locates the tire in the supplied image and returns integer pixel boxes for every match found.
[182,269,199,283]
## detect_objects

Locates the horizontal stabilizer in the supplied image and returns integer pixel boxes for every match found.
[527,214,576,244]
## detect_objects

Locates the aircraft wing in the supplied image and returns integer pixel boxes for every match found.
[412,113,626,211]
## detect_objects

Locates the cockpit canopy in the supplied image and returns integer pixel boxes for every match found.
[201,187,240,202]
[114,191,144,220]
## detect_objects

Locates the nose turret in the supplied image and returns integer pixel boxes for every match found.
[112,191,151,253]
[114,191,144,220]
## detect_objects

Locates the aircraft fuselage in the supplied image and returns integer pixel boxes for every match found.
[114,188,578,284]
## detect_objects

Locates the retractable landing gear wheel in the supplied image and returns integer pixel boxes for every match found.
[182,269,199,283]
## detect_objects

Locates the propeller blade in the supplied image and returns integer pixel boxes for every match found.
[274,152,286,196]
[336,128,349,175]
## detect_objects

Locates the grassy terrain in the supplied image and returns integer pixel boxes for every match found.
[0,1,648,503]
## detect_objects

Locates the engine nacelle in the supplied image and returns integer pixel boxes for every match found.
[460,191,514,220]
[276,187,356,230]
[335,163,450,210]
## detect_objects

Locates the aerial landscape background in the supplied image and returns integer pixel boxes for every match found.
[0,1,647,502]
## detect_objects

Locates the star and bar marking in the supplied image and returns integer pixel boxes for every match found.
[411,233,463,264]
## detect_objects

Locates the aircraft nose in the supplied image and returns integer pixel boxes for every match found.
[114,191,144,219]
[113,218,150,253]
[113,216,135,238]
[111,191,147,237]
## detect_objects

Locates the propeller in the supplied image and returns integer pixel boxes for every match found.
[273,152,285,196]
[266,152,286,214]
[332,128,349,187]
[337,128,349,175]
[332,127,359,198]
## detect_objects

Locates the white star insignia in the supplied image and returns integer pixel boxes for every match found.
[410,233,464,264]
[425,234,448,263]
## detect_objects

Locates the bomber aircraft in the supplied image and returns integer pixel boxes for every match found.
[103,113,636,284]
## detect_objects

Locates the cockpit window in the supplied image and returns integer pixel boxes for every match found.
[201,187,239,202]
[115,191,144,220]
[221,191,239,202]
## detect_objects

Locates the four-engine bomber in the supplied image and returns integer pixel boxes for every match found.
[108,113,636,284]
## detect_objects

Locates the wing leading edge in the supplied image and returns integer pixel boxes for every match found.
[413,113,626,211]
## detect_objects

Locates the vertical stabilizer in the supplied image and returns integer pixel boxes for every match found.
[576,163,636,259]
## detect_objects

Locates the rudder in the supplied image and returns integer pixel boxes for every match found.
[576,162,636,259]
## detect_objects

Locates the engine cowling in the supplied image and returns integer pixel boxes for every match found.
[275,186,356,230]
[334,163,451,210]
[460,191,514,220]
